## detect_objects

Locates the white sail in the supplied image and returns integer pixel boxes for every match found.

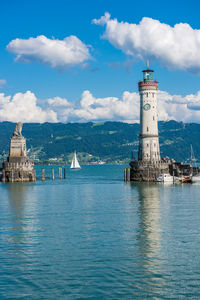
[70,151,81,169]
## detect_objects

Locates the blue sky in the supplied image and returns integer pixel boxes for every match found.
[0,0,200,123]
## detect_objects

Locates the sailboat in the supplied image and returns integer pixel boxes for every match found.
[70,151,81,169]
[190,145,200,183]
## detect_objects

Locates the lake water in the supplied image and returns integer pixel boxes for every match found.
[1,165,200,299]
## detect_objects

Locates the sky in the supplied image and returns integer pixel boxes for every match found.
[1,0,200,123]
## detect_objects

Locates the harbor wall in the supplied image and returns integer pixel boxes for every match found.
[129,160,169,181]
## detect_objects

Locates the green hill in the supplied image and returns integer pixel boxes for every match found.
[0,121,199,163]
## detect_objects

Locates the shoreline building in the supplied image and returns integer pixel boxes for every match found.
[130,66,169,181]
[1,122,36,182]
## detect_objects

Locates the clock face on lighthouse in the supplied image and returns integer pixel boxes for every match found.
[143,103,151,111]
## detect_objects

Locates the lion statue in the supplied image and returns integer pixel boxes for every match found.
[13,122,23,137]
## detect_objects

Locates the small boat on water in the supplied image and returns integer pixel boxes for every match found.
[70,151,81,169]
[157,173,174,183]
[191,174,200,183]
[189,145,200,183]
[178,175,192,183]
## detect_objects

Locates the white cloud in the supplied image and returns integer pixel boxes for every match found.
[92,12,111,25]
[44,90,200,124]
[0,79,6,89]
[93,13,200,73]
[157,90,200,123]
[0,91,57,123]
[61,90,140,122]
[7,35,91,70]
[47,97,71,107]
[1,89,200,124]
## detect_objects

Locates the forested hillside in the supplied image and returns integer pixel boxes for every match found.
[0,121,199,163]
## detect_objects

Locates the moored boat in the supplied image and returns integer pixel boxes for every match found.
[178,175,192,183]
[190,144,200,183]
[191,174,200,183]
[157,173,174,183]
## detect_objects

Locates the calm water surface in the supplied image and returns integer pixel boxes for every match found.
[1,165,200,299]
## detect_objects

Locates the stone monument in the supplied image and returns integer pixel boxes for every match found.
[1,122,36,182]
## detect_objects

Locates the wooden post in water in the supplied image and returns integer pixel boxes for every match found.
[11,169,14,182]
[2,169,5,183]
[52,168,55,180]
[59,167,62,179]
[127,168,131,182]
[124,168,127,182]
[64,168,66,179]
[42,168,45,181]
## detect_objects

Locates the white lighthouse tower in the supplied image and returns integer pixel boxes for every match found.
[138,66,160,162]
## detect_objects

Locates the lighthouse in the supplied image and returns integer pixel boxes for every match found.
[138,67,160,162]
[129,65,193,181]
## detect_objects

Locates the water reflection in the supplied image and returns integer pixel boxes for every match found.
[8,183,29,215]
[7,183,37,248]
[136,183,161,257]
[133,182,165,295]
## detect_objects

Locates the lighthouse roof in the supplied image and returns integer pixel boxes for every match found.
[142,69,154,72]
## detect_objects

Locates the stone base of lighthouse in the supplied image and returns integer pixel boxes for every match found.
[129,160,170,182]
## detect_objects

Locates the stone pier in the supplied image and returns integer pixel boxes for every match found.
[130,160,170,182]
[1,122,36,182]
